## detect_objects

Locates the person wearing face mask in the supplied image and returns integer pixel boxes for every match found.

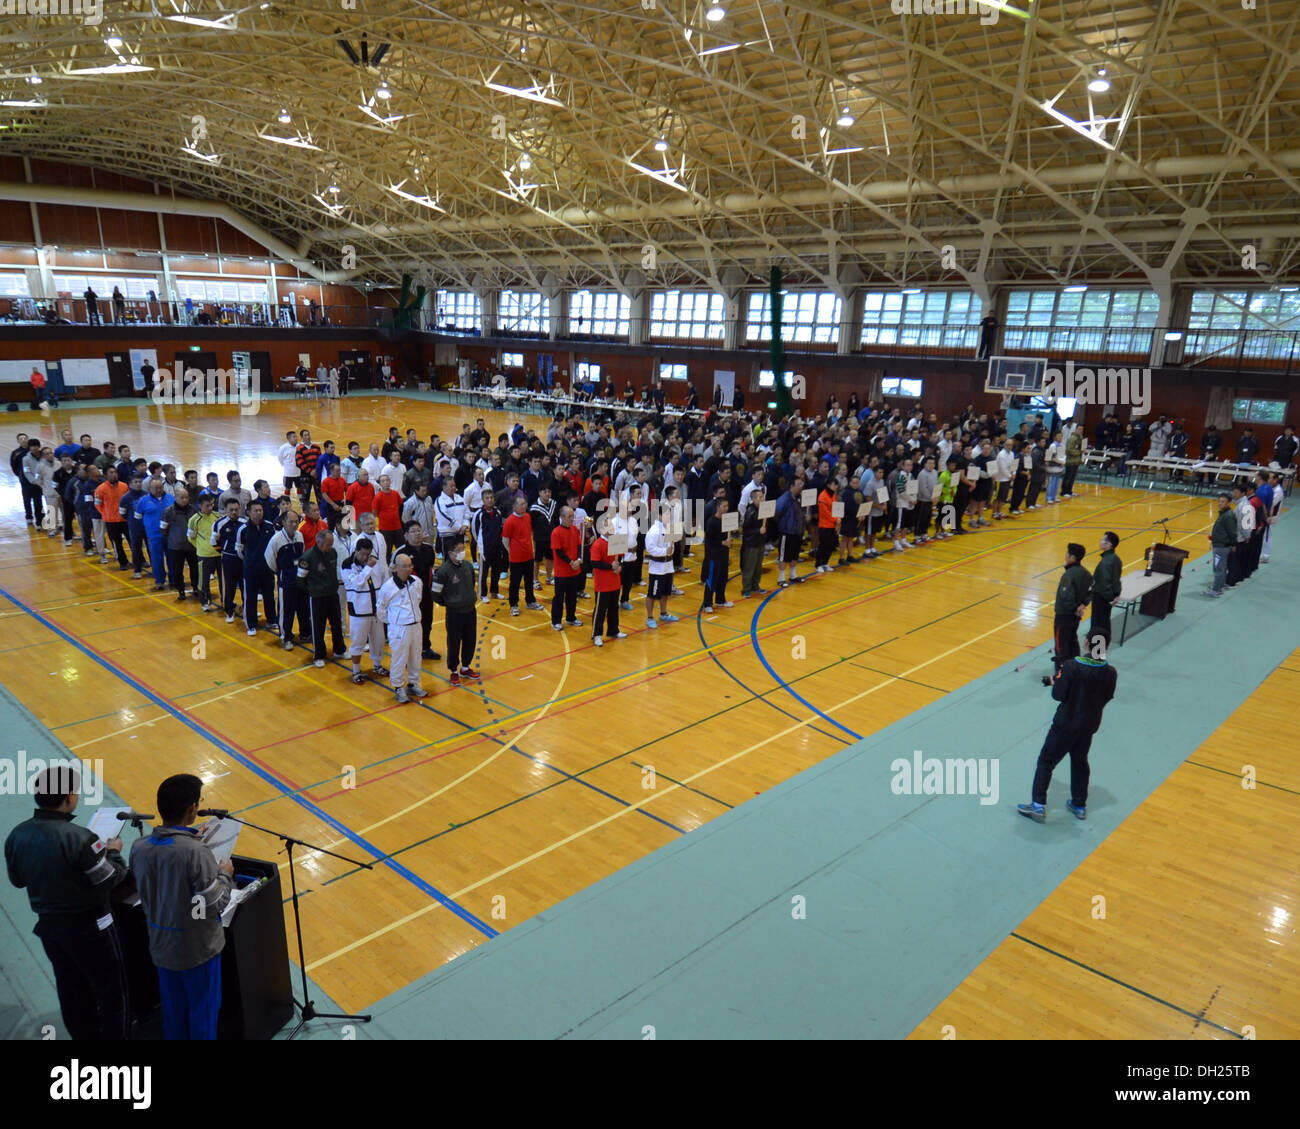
[430,536,480,685]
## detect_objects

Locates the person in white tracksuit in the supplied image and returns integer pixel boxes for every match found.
[342,536,389,683]
[376,554,427,703]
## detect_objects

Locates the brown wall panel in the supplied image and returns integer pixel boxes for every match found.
[162,214,219,254]
[97,208,162,252]
[0,202,36,245]
[37,203,101,248]
[213,221,262,258]
[29,160,95,188]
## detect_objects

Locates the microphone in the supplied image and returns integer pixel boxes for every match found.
[115,810,155,822]
[197,808,230,818]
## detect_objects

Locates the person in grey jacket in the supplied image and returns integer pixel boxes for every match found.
[161,488,198,599]
[914,456,939,543]
[24,445,59,534]
[130,773,233,1040]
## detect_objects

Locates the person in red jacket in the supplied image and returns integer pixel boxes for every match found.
[299,500,327,551]
[502,495,541,616]
[374,474,404,554]
[319,462,347,528]
[588,529,627,646]
[549,506,584,630]
[345,469,376,517]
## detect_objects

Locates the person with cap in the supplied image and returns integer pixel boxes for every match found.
[1090,532,1122,640]
[1019,629,1117,823]
[4,764,131,1040]
[1043,542,1092,686]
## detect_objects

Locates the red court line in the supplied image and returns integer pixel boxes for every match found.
[245,698,412,753]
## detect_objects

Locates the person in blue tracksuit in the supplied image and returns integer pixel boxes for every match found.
[236,500,278,635]
[134,478,171,589]
[120,475,150,577]
[211,500,245,623]
[62,464,91,552]
[264,510,306,650]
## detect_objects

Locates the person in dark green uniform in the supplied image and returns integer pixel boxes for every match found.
[1043,542,1092,686]
[4,765,131,1039]
[1090,532,1122,641]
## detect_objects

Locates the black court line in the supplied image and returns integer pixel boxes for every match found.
[1183,759,1300,798]
[1009,932,1245,1038]
[847,662,949,694]
[905,593,1001,636]
[629,760,735,810]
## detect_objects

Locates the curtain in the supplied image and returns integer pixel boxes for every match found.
[1205,385,1234,430]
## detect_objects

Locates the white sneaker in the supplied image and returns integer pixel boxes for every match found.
[313,659,325,668]
[246,628,257,636]
[226,613,235,623]
[593,635,604,646]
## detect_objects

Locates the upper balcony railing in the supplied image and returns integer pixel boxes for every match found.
[4,295,1298,376]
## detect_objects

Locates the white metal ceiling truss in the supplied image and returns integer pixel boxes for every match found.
[0,1,1297,292]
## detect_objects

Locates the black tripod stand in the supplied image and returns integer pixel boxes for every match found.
[203,809,374,1038]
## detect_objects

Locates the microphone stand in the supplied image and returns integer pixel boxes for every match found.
[203,810,374,1038]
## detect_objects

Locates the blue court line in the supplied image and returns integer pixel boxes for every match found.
[694,574,846,746]
[0,584,499,941]
[749,589,864,742]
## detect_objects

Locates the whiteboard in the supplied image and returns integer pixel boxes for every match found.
[0,359,47,384]
[60,357,111,387]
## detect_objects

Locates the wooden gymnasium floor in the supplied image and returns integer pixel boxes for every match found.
[0,392,1293,1032]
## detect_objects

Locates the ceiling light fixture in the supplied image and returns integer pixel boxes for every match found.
[836,108,854,127]
[105,34,123,49]
[277,108,291,123]
[901,288,921,295]
[27,74,42,84]
[824,146,864,156]
[1087,69,1110,93]
[1063,284,1088,292]
[483,81,563,107]
[706,4,726,22]
[519,153,532,170]
[654,137,668,152]
[376,81,391,100]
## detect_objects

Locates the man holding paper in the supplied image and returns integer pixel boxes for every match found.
[129,773,234,1040]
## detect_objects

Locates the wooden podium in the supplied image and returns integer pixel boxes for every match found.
[1142,543,1190,615]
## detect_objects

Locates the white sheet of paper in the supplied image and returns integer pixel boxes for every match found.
[196,816,240,865]
[1022,456,1033,471]
[904,479,919,501]
[720,511,739,532]
[86,808,126,847]
[831,501,845,518]
[965,468,980,484]
[607,533,629,555]
[758,499,776,519]
[875,486,889,503]
[801,488,817,506]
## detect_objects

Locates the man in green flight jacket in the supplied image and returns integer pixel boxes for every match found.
[1205,492,1238,597]
[1090,532,1122,641]
[1044,542,1093,686]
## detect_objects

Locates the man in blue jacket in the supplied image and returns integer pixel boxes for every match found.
[773,476,807,587]
[134,477,172,590]
[236,500,279,636]
[120,473,150,577]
